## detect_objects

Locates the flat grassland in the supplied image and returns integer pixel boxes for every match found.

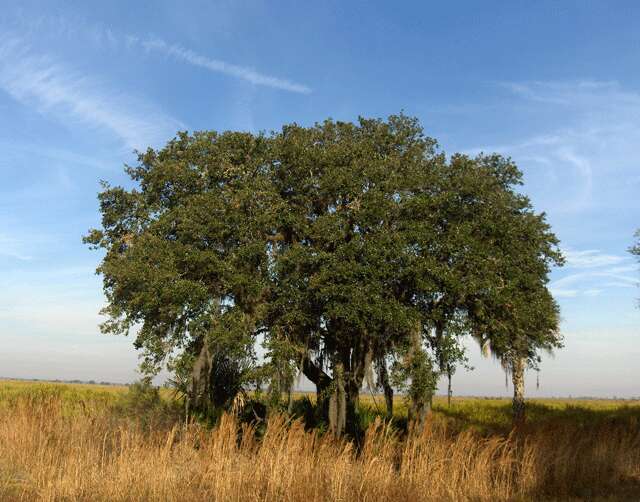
[1,380,639,501]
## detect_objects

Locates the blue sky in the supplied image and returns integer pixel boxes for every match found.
[1,1,639,396]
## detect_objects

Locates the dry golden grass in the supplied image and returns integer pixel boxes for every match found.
[1,386,639,501]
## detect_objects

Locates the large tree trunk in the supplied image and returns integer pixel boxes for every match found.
[186,300,221,416]
[344,374,362,438]
[511,356,526,428]
[302,355,332,394]
[302,342,370,436]
[408,394,431,432]
[329,340,372,437]
[301,355,333,422]
[187,339,212,414]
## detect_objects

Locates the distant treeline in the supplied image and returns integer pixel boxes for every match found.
[0,377,127,386]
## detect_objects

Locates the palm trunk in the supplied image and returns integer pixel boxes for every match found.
[512,356,526,427]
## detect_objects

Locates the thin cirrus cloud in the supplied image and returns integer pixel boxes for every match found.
[498,80,640,110]
[468,80,640,215]
[0,233,32,261]
[3,13,312,94]
[135,36,312,95]
[549,247,637,298]
[470,81,640,299]
[465,134,595,214]
[549,250,637,298]
[562,248,627,269]
[0,35,183,151]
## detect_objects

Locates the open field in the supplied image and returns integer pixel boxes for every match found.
[1,380,640,501]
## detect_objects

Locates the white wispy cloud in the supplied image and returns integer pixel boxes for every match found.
[474,81,640,298]
[548,248,637,298]
[0,233,31,261]
[500,80,640,112]
[468,80,640,215]
[1,139,113,171]
[562,248,627,269]
[549,266,638,298]
[466,132,594,213]
[603,281,636,289]
[0,35,183,150]
[135,37,312,94]
[2,13,312,105]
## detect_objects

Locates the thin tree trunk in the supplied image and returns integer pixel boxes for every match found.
[329,362,347,437]
[286,384,294,415]
[512,356,526,428]
[378,359,394,419]
[447,368,452,408]
[407,326,433,433]
[384,384,394,419]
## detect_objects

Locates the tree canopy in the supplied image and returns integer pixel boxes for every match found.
[86,114,563,434]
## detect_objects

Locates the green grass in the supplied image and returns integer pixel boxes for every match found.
[4,380,639,435]
[0,379,126,411]
[1,380,639,501]
[355,393,640,433]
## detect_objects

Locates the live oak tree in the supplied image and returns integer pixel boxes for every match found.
[390,153,563,429]
[265,116,437,436]
[452,155,563,427]
[86,114,563,434]
[484,286,561,427]
[84,131,277,415]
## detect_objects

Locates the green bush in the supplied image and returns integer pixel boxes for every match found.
[117,379,181,427]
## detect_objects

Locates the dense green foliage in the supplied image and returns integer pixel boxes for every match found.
[85,114,562,433]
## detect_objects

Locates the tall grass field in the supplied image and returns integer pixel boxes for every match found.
[0,380,639,501]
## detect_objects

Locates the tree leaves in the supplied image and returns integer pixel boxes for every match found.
[86,114,563,425]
